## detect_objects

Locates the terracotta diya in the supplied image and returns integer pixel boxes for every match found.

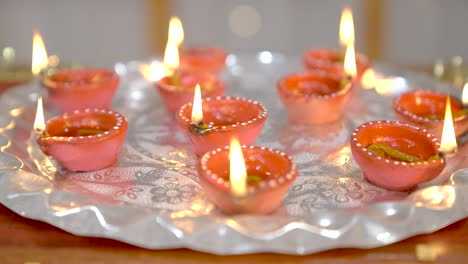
[198,142,297,214]
[277,70,352,124]
[350,120,445,191]
[392,90,468,138]
[35,103,128,172]
[303,49,370,81]
[42,68,120,113]
[177,94,268,156]
[165,16,227,75]
[179,47,228,75]
[156,71,226,114]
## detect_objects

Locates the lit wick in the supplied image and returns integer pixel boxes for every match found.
[33,96,48,137]
[439,96,457,155]
[189,84,213,135]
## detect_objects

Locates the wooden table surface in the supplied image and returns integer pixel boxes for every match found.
[1,78,468,264]
[0,204,467,264]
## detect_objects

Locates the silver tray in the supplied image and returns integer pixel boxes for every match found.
[0,52,467,255]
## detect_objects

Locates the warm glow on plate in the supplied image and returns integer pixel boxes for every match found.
[344,44,357,78]
[339,7,354,46]
[462,82,468,105]
[191,84,203,123]
[229,138,247,197]
[169,16,184,47]
[361,69,376,89]
[34,96,45,133]
[139,61,165,81]
[440,96,457,154]
[32,32,48,76]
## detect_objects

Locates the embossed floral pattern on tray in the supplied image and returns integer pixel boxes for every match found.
[0,53,467,255]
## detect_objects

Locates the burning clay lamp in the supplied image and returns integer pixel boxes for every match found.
[165,17,227,75]
[155,31,226,114]
[42,68,120,113]
[303,48,370,82]
[156,71,226,114]
[198,139,297,214]
[392,90,468,138]
[177,86,267,156]
[179,47,228,75]
[303,8,369,82]
[277,70,352,124]
[34,98,128,172]
[350,120,446,191]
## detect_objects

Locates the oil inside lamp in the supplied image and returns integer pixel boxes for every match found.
[32,32,48,77]
[339,7,354,47]
[229,138,247,197]
[440,96,457,155]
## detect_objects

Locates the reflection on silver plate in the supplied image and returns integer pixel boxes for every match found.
[0,52,467,255]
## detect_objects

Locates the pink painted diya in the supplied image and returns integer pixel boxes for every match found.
[36,109,128,172]
[277,70,352,124]
[303,49,370,81]
[42,68,120,113]
[179,47,228,74]
[176,96,268,156]
[156,71,226,114]
[393,90,468,138]
[199,145,297,214]
[350,120,445,191]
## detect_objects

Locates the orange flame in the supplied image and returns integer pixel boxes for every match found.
[440,96,457,154]
[344,44,357,78]
[191,84,203,123]
[462,82,468,105]
[32,32,48,76]
[229,137,247,197]
[163,40,179,76]
[339,7,354,46]
[169,16,184,47]
[34,96,45,133]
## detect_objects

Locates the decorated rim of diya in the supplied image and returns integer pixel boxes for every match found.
[177,96,268,131]
[42,68,119,90]
[303,48,370,68]
[277,70,352,100]
[350,120,446,191]
[156,71,225,92]
[180,47,228,64]
[199,145,297,193]
[392,89,467,124]
[351,120,444,168]
[38,108,127,143]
